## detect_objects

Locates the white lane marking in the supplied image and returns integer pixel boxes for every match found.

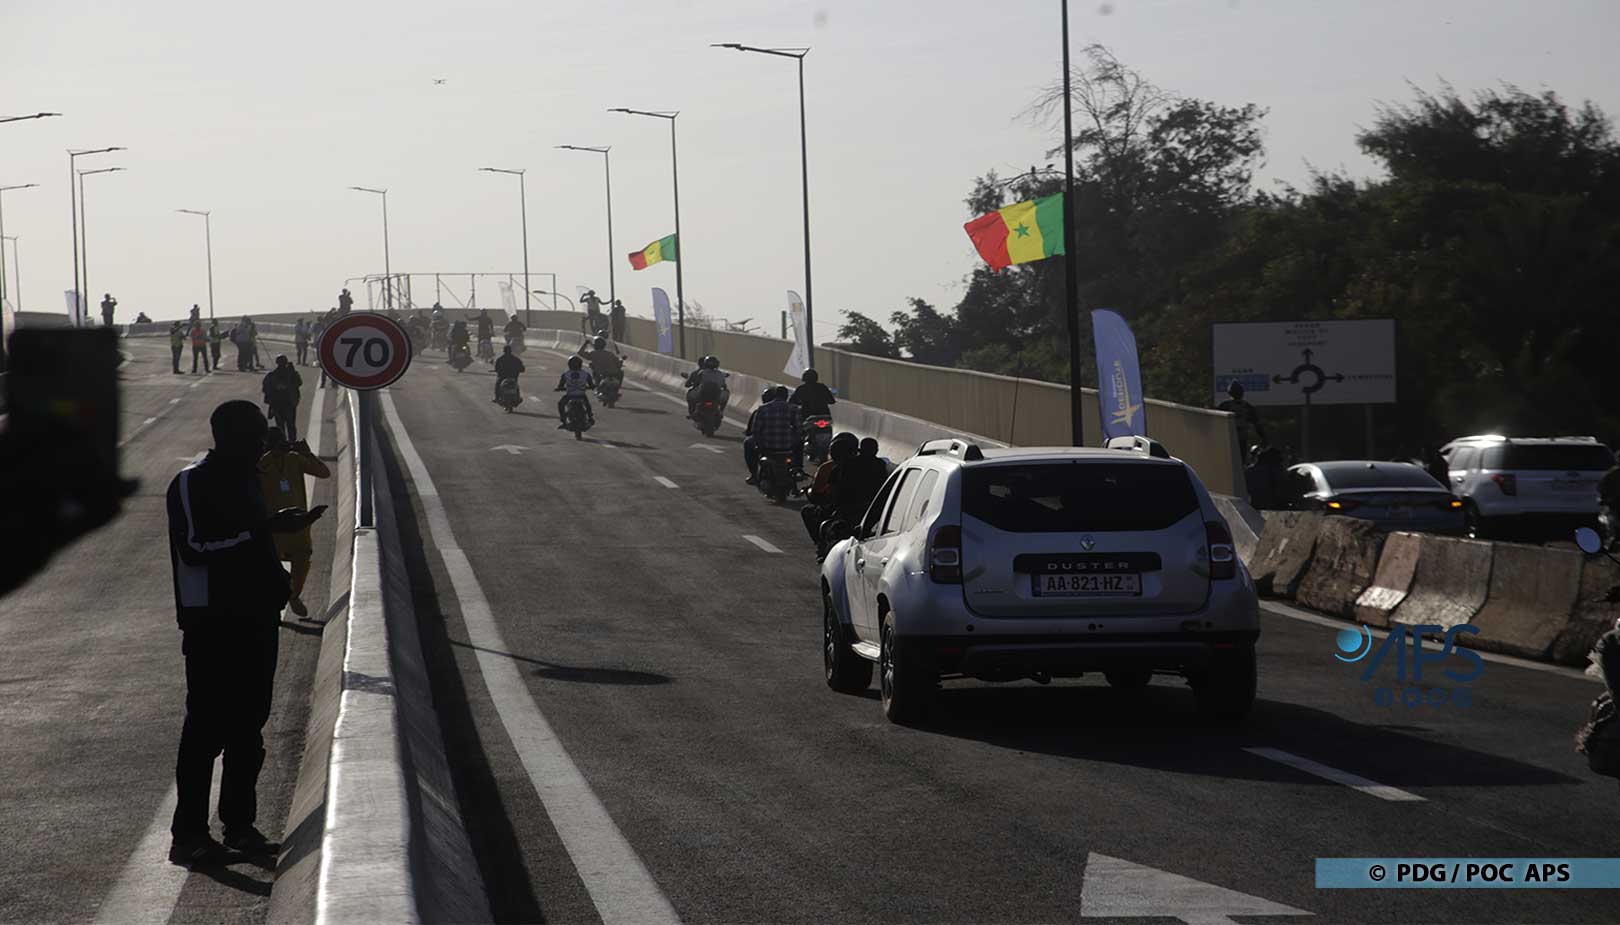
[378,390,679,925]
[1259,601,1595,683]
[652,476,678,489]
[1080,852,1311,923]
[304,385,326,500]
[169,397,181,405]
[690,443,725,455]
[1243,747,1425,802]
[93,765,224,924]
[490,444,528,455]
[142,417,157,425]
[742,534,782,554]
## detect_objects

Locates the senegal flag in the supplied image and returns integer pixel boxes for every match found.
[963,193,1065,270]
[629,234,678,270]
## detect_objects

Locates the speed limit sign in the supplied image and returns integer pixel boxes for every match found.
[316,313,413,390]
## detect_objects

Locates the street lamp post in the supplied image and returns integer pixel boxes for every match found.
[0,183,38,313]
[0,113,61,125]
[533,289,575,311]
[1058,0,1084,446]
[3,236,20,312]
[713,43,815,368]
[68,147,124,327]
[78,166,125,325]
[176,209,215,321]
[349,187,392,310]
[556,145,615,309]
[478,167,533,325]
[609,108,686,357]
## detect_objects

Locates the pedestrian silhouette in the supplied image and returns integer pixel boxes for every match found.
[261,356,302,442]
[258,430,330,618]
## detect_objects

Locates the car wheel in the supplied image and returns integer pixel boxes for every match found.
[1191,643,1256,725]
[824,595,872,694]
[1105,668,1153,689]
[879,613,934,725]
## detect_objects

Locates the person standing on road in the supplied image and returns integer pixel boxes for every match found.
[190,319,211,374]
[1216,381,1265,463]
[610,299,627,342]
[168,321,185,375]
[293,318,310,366]
[257,430,330,618]
[338,288,353,315]
[208,319,223,369]
[261,355,302,442]
[165,400,325,866]
[246,317,265,371]
[100,293,117,327]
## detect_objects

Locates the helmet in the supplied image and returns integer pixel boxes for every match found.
[704,356,720,370]
[760,387,775,403]
[801,368,819,384]
[593,336,607,350]
[772,386,791,402]
[567,356,583,370]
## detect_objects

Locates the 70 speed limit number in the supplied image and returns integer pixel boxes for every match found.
[315,313,414,390]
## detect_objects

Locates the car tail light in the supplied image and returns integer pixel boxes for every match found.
[1206,521,1236,580]
[1490,473,1517,496]
[929,525,962,583]
[1441,498,1463,510]
[1325,498,1360,511]
[812,418,830,429]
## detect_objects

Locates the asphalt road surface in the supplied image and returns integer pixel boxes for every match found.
[4,336,1617,924]
[377,343,1620,925]
[0,337,337,924]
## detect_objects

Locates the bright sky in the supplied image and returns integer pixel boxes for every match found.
[4,0,1619,330]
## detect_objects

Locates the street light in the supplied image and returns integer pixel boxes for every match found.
[478,167,533,325]
[532,288,575,311]
[176,209,215,321]
[349,186,392,310]
[556,145,615,309]
[609,108,686,357]
[78,166,125,326]
[0,113,61,125]
[0,183,38,315]
[68,147,123,327]
[3,236,21,312]
[712,43,815,367]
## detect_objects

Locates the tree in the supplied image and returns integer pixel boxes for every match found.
[835,312,898,359]
[890,298,959,366]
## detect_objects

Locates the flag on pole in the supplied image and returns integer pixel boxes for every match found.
[963,193,1065,270]
[1091,309,1147,441]
[783,290,809,378]
[629,234,678,270]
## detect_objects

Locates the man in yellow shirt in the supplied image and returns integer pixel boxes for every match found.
[257,430,331,617]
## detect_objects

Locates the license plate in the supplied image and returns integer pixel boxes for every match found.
[1552,480,1590,492]
[1032,573,1141,596]
[1388,506,1412,519]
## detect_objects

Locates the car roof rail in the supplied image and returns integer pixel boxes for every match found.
[915,438,984,461]
[1105,434,1171,459]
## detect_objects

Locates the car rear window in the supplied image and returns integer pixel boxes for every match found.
[1318,464,1441,490]
[1481,444,1614,471]
[962,462,1199,532]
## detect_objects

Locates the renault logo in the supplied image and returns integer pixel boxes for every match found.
[1079,535,1096,551]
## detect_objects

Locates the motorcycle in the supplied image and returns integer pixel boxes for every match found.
[691,399,723,438]
[496,377,522,413]
[596,372,623,408]
[560,394,593,440]
[476,336,494,362]
[448,343,473,372]
[803,414,833,466]
[506,332,527,355]
[757,449,800,504]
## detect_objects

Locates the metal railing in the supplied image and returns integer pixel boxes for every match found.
[342,271,570,320]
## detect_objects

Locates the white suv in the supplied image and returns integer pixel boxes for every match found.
[1439,436,1613,539]
[819,437,1260,725]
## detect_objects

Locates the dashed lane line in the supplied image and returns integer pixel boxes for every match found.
[742,534,783,554]
[1243,747,1425,802]
[378,389,679,925]
[653,476,678,489]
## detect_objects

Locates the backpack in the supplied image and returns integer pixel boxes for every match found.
[1576,690,1620,778]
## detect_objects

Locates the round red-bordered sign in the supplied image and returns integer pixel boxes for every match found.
[316,312,413,390]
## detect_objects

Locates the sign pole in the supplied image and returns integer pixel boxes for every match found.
[357,388,374,528]
[1059,0,1085,447]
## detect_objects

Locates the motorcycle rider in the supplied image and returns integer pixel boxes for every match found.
[448,318,471,363]
[584,336,624,383]
[475,309,496,359]
[493,345,525,403]
[801,432,859,557]
[503,313,527,350]
[742,386,801,486]
[555,355,595,429]
[429,303,449,350]
[822,437,889,546]
[686,355,730,418]
[790,368,836,418]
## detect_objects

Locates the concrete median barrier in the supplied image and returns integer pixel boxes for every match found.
[1550,554,1620,667]
[1468,542,1582,660]
[1248,511,1324,599]
[1210,495,1264,567]
[1354,531,1422,629]
[1296,517,1386,619]
[1390,535,1493,631]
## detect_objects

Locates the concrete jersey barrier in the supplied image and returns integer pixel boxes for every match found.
[1390,535,1493,631]
[1247,511,1324,599]
[1354,531,1422,629]
[1550,555,1620,667]
[1468,542,1582,660]
[1295,517,1386,620]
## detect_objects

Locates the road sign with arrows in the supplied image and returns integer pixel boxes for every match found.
[1212,319,1395,407]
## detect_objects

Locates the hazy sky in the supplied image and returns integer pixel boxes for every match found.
[5,0,1619,331]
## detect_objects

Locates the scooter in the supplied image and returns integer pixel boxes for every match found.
[803,414,833,466]
[448,343,473,372]
[757,449,800,504]
[496,377,522,413]
[691,399,723,438]
[596,373,623,408]
[560,394,593,440]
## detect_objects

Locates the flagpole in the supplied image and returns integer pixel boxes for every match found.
[1060,0,1085,447]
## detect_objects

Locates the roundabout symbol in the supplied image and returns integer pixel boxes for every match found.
[1272,347,1344,396]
